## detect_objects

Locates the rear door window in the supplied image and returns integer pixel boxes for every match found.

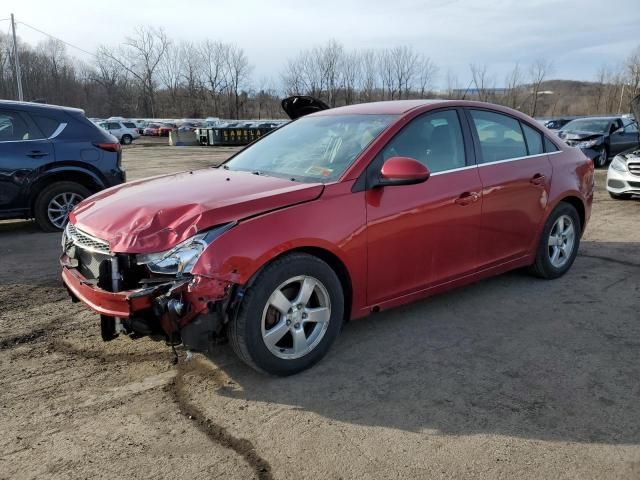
[521,123,544,155]
[0,110,45,141]
[469,110,527,163]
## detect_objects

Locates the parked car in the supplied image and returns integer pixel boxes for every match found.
[607,149,640,199]
[158,123,176,136]
[60,98,593,375]
[0,100,125,231]
[99,120,140,145]
[143,123,161,136]
[557,116,640,168]
[544,118,573,131]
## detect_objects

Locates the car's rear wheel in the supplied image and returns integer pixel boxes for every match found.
[228,253,344,376]
[595,147,608,168]
[34,181,90,232]
[529,202,581,279]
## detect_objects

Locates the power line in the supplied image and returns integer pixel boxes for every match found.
[16,20,97,58]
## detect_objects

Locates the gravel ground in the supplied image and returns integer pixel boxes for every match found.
[1,143,639,479]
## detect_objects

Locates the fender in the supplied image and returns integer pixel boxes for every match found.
[191,180,369,318]
[27,163,108,201]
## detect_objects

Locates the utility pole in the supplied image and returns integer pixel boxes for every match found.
[10,13,24,101]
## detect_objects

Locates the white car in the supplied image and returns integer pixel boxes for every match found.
[99,121,141,145]
[607,149,640,199]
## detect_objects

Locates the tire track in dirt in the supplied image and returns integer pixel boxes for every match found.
[0,329,48,350]
[49,340,274,480]
[578,253,640,269]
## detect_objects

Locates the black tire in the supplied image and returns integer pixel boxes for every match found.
[228,253,344,376]
[529,202,581,279]
[33,181,91,232]
[121,134,133,145]
[594,147,608,168]
[609,191,631,200]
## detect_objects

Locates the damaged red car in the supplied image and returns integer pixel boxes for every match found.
[61,97,594,375]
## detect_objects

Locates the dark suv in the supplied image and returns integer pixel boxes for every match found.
[0,101,125,231]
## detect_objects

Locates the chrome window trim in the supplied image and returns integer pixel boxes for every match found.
[49,122,67,139]
[429,151,561,177]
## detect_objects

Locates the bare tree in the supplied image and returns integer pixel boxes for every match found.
[341,50,361,105]
[359,49,379,102]
[528,59,553,117]
[444,68,460,99]
[99,26,170,116]
[469,63,493,102]
[416,55,438,98]
[504,62,523,109]
[226,45,252,118]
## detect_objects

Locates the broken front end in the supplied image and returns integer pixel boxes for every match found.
[60,222,237,352]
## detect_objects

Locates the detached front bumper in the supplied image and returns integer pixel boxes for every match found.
[60,254,233,344]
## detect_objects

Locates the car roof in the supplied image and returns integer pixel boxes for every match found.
[569,116,618,121]
[0,99,84,115]
[312,100,443,115]
[307,99,545,125]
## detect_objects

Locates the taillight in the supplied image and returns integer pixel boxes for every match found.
[94,142,121,152]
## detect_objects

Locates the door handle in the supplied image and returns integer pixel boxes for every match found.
[530,173,545,185]
[27,151,48,158]
[455,191,480,206]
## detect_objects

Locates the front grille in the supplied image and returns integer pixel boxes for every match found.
[77,248,111,280]
[628,161,640,177]
[67,223,110,254]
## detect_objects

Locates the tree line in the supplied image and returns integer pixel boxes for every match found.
[0,26,639,119]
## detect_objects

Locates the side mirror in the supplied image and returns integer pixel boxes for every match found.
[377,156,430,187]
[614,127,625,135]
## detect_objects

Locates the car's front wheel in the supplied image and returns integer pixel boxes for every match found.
[228,253,344,376]
[34,181,91,232]
[529,202,581,279]
[595,147,608,168]
[121,134,133,145]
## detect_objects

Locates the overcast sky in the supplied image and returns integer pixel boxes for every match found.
[6,0,640,90]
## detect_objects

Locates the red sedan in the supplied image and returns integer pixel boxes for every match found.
[158,123,176,136]
[143,123,161,136]
[60,98,594,375]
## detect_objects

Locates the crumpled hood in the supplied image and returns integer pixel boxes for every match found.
[70,168,324,253]
[560,131,604,141]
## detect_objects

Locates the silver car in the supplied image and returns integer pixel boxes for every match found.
[607,149,640,199]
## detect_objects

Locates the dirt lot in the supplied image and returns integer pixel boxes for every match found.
[1,142,639,479]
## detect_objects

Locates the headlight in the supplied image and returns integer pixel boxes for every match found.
[136,223,235,275]
[575,139,600,149]
[610,156,628,173]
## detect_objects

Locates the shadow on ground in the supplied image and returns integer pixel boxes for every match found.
[205,241,640,445]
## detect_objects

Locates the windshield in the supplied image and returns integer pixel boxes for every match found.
[224,114,395,182]
[562,118,611,133]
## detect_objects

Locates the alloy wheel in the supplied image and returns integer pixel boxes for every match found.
[47,192,83,229]
[547,214,576,268]
[261,275,331,360]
